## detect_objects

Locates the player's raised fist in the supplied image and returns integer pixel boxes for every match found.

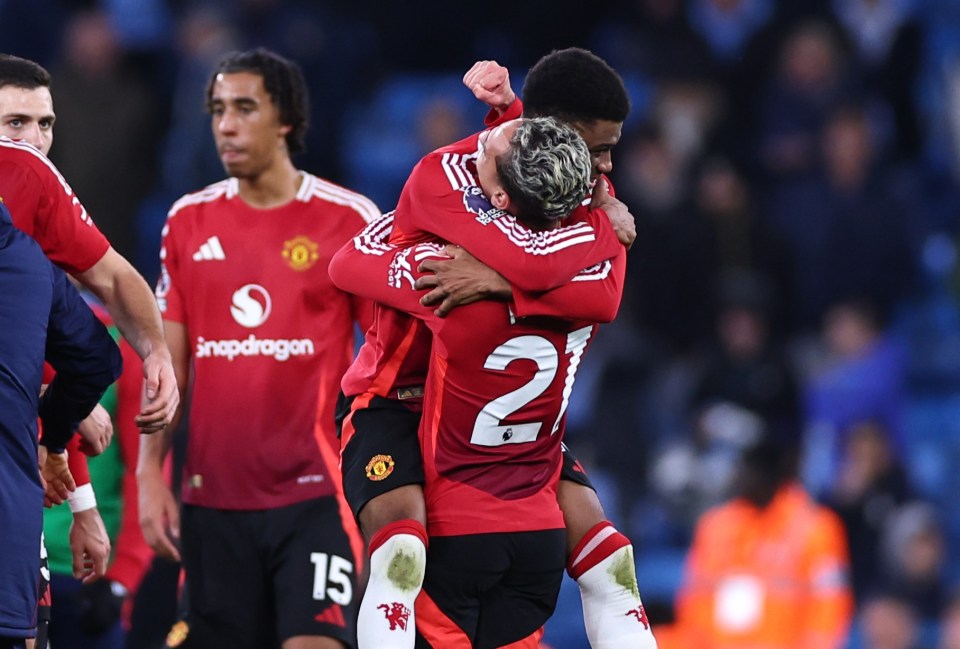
[463,60,516,113]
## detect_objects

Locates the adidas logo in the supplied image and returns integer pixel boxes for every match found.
[314,604,346,627]
[192,236,225,261]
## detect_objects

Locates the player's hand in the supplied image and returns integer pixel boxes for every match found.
[138,469,181,562]
[39,447,76,506]
[415,245,512,317]
[136,350,179,434]
[70,507,111,583]
[463,60,516,114]
[591,178,636,249]
[77,404,113,456]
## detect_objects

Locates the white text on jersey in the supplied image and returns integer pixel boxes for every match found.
[195,335,315,362]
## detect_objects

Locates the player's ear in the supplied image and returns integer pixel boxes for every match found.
[489,188,510,210]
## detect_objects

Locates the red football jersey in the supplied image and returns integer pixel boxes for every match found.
[340,130,622,398]
[158,174,378,510]
[0,138,109,274]
[332,217,627,536]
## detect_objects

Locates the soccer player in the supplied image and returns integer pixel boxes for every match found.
[0,55,178,434]
[340,49,656,649]
[331,116,625,647]
[137,48,378,649]
[0,53,169,646]
[463,50,655,649]
[0,199,123,649]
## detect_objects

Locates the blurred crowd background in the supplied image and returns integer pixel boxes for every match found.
[7,0,960,647]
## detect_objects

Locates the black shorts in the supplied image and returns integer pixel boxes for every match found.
[414,529,565,649]
[339,394,596,521]
[340,394,426,521]
[177,498,358,649]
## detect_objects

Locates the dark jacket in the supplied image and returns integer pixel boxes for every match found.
[0,200,122,639]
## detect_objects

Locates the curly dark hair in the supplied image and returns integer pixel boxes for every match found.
[205,48,309,154]
[0,54,51,90]
[522,47,630,125]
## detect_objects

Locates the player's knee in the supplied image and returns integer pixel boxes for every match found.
[370,531,427,591]
[359,484,426,541]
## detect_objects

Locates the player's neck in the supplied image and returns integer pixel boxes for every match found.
[236,158,302,209]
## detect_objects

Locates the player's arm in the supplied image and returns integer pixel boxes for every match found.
[75,248,178,433]
[137,223,189,562]
[400,163,623,293]
[330,219,438,319]
[136,318,187,562]
[106,340,152,591]
[39,264,123,455]
[510,248,627,323]
[415,232,628,321]
[5,150,177,433]
[463,59,521,124]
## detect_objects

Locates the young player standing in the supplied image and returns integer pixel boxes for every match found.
[137,48,378,649]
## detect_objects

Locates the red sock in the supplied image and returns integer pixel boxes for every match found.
[567,520,631,581]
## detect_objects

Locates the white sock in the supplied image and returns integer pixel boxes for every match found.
[570,522,659,649]
[357,520,427,649]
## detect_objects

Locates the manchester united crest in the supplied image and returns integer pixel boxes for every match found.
[282,235,320,271]
[365,454,395,481]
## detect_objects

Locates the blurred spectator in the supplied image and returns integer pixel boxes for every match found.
[48,8,160,263]
[880,502,949,620]
[136,4,240,277]
[802,298,907,496]
[158,4,239,199]
[767,103,919,328]
[859,591,926,649]
[756,19,854,182]
[692,272,800,439]
[673,437,854,648]
[815,103,919,309]
[229,0,380,178]
[688,0,774,66]
[691,156,794,329]
[0,0,67,67]
[651,274,799,539]
[825,419,913,603]
[592,0,715,85]
[618,125,706,352]
[829,0,924,159]
[416,95,469,156]
[938,590,960,649]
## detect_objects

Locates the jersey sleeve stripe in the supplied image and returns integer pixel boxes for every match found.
[570,260,613,282]
[352,212,395,255]
[440,153,460,190]
[488,218,599,255]
[440,153,477,191]
[0,137,74,197]
[167,181,231,218]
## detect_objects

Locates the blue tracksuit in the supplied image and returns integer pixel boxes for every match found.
[0,200,122,639]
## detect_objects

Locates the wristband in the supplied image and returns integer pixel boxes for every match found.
[68,483,97,513]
